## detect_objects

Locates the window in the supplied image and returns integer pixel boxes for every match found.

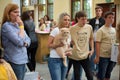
[38,0,47,19]
[47,0,53,19]
[83,0,92,19]
[22,0,29,6]
[71,0,81,20]
[71,0,92,20]
[38,0,53,20]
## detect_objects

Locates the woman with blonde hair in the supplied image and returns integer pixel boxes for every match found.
[1,3,30,80]
[47,12,71,80]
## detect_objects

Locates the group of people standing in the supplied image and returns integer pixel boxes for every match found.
[47,6,120,80]
[0,2,120,80]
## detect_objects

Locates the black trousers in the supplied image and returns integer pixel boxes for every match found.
[71,57,93,80]
[27,46,38,71]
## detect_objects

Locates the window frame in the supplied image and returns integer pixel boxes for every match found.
[47,0,53,20]
[71,0,81,21]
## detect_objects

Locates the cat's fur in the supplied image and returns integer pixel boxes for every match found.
[53,28,72,67]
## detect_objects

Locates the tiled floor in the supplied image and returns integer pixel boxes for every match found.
[33,63,120,80]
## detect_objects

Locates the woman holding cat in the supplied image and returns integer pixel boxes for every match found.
[48,12,71,80]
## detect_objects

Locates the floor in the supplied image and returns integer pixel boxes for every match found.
[31,63,120,80]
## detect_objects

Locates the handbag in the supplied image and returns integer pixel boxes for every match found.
[110,43,119,62]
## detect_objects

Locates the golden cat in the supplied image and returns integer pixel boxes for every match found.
[53,28,72,67]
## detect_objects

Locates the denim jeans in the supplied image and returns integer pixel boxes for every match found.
[97,57,116,80]
[9,62,27,80]
[90,42,98,73]
[71,57,93,80]
[48,57,67,80]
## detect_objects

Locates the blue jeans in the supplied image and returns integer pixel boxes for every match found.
[97,57,116,80]
[90,42,98,73]
[9,62,27,80]
[48,58,67,80]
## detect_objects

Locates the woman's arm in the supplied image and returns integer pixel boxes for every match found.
[48,36,57,49]
[16,16,25,38]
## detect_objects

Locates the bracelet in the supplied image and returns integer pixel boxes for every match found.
[19,26,24,29]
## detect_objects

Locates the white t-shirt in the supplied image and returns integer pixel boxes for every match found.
[94,19,99,41]
[49,27,60,58]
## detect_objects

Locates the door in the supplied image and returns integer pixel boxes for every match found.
[97,3,116,27]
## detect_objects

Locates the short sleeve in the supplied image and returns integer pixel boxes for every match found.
[96,29,102,42]
[50,27,59,37]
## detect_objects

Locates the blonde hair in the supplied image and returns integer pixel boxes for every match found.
[1,3,19,25]
[116,21,120,42]
[57,12,70,28]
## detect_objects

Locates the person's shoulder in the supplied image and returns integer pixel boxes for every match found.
[85,24,92,28]
[51,27,59,33]
[2,22,11,29]
[97,25,104,31]
[2,22,9,26]
[24,19,32,24]
[70,24,77,31]
[53,27,59,31]
[89,17,96,22]
[111,27,116,31]
[50,27,59,37]
[99,17,104,20]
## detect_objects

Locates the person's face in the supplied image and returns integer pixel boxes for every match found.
[44,16,47,21]
[9,8,19,22]
[77,17,87,26]
[40,19,44,23]
[62,15,70,28]
[95,8,103,17]
[105,14,114,25]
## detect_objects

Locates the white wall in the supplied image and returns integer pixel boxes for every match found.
[53,0,71,22]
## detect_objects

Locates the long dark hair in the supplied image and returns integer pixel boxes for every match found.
[21,11,31,21]
[39,18,45,27]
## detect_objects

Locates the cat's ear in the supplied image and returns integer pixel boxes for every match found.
[60,28,64,32]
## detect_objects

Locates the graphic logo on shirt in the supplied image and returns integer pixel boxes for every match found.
[108,31,115,43]
[77,32,87,47]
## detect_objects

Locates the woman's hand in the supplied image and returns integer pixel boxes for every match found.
[16,16,25,38]
[16,16,24,26]
[65,52,72,56]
